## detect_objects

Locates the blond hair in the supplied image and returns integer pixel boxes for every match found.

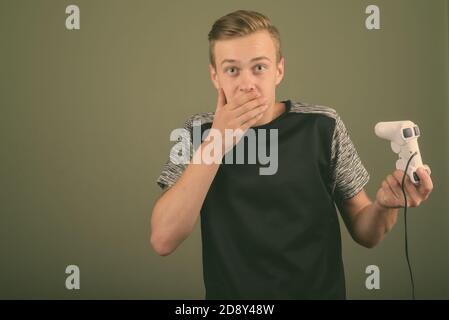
[208,10,282,69]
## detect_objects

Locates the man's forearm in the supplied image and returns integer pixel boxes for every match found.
[353,201,399,248]
[150,139,221,256]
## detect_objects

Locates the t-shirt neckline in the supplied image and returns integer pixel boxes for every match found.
[251,99,292,129]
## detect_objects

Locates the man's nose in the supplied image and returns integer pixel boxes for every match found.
[238,70,256,93]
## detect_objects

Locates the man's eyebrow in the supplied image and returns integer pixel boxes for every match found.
[220,56,271,66]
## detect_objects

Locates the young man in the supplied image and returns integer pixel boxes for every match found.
[151,10,433,299]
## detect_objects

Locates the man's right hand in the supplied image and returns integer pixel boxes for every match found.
[210,89,269,154]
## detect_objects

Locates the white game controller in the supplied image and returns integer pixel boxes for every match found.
[375,121,429,184]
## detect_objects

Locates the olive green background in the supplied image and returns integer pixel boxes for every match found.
[0,0,448,299]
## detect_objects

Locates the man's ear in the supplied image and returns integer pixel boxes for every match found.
[275,57,285,86]
[209,63,220,90]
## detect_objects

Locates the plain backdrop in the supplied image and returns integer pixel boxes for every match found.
[0,0,448,299]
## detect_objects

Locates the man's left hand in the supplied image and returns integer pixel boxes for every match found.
[375,166,433,209]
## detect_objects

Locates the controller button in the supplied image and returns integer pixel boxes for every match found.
[403,128,413,138]
[414,126,420,136]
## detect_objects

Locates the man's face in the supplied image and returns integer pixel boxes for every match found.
[209,30,284,106]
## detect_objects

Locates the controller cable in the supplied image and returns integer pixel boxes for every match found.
[402,151,418,300]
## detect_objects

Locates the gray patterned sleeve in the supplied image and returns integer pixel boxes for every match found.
[331,114,370,201]
[156,116,195,190]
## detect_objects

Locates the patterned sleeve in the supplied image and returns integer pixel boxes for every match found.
[330,114,370,201]
[155,116,195,190]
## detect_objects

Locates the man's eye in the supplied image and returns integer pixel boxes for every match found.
[226,67,238,75]
[255,65,267,72]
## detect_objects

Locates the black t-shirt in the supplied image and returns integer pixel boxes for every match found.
[156,100,370,299]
